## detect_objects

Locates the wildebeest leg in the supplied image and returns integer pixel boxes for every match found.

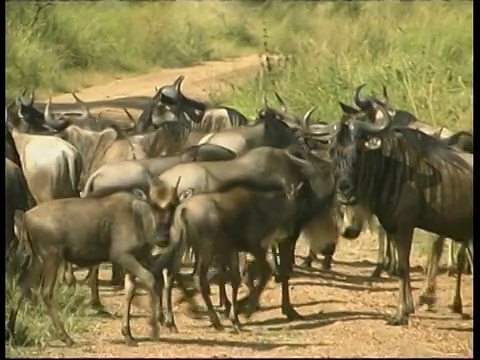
[162,268,179,333]
[447,239,456,277]
[387,228,414,326]
[271,246,281,283]
[370,227,387,278]
[118,254,159,344]
[195,260,223,330]
[299,248,317,269]
[41,257,75,346]
[418,235,444,311]
[244,251,272,319]
[110,263,125,288]
[320,243,335,270]
[218,263,229,311]
[386,234,399,277]
[88,265,104,310]
[277,238,303,320]
[227,253,242,333]
[64,262,76,286]
[449,241,469,317]
[121,273,137,346]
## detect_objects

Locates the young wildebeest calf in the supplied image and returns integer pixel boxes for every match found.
[168,182,303,333]
[7,173,187,347]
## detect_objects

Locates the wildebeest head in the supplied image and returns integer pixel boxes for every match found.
[134,171,194,244]
[6,89,56,133]
[339,84,416,128]
[314,105,393,206]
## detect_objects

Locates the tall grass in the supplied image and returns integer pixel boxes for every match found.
[220,2,473,130]
[6,1,266,100]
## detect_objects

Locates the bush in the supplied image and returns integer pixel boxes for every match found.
[220,2,473,130]
[6,1,266,100]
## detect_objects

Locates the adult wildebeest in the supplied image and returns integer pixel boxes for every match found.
[168,181,304,332]
[154,75,249,131]
[158,145,339,320]
[314,105,472,325]
[7,172,189,346]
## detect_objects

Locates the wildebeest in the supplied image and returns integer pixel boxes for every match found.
[158,145,338,320]
[7,172,188,346]
[315,105,472,325]
[168,181,304,332]
[154,75,249,131]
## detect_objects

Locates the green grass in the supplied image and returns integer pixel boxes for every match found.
[6,1,268,101]
[5,276,91,355]
[217,1,473,131]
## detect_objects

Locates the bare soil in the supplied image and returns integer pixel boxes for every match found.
[11,56,473,358]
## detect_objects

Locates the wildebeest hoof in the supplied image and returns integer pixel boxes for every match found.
[300,258,313,268]
[417,294,437,311]
[369,266,383,279]
[460,313,472,320]
[283,308,303,321]
[447,267,456,277]
[167,324,178,333]
[150,327,160,340]
[125,338,138,347]
[211,322,224,331]
[157,313,165,325]
[273,272,281,283]
[448,302,463,314]
[387,315,408,326]
[321,259,332,271]
[63,336,75,347]
[231,324,242,334]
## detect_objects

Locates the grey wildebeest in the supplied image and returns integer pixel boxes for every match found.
[7,171,189,346]
[168,181,304,332]
[158,145,338,320]
[154,75,249,131]
[315,105,472,325]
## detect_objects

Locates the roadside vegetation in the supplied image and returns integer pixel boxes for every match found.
[217,2,473,131]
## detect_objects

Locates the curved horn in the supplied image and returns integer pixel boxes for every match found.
[21,89,28,97]
[44,97,54,124]
[71,93,92,119]
[174,176,182,195]
[357,104,392,134]
[301,106,317,129]
[123,108,136,126]
[274,92,287,112]
[173,75,185,94]
[29,89,35,106]
[353,84,371,110]
[43,97,71,131]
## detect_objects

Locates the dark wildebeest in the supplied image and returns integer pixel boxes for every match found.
[167,181,304,332]
[7,172,189,346]
[314,105,472,325]
[154,75,249,131]
[158,146,339,320]
[5,159,36,260]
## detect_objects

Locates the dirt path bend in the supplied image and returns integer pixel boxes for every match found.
[47,54,263,120]
[14,56,473,358]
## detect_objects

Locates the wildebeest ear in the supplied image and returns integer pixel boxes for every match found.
[339,101,360,115]
[132,188,149,202]
[364,137,383,150]
[178,188,194,202]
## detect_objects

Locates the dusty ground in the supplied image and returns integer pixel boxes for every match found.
[9,56,473,358]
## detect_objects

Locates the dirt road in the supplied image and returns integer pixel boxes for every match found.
[14,56,473,358]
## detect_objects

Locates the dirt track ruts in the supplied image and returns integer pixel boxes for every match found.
[13,55,473,359]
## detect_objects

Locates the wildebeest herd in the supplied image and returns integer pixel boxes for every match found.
[5,77,473,347]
